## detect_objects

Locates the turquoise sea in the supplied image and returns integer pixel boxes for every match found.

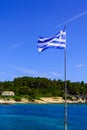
[0,104,87,130]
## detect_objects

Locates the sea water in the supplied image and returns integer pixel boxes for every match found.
[0,104,87,130]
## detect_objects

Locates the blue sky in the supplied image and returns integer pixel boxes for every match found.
[0,0,87,82]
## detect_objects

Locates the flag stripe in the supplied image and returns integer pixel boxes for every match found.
[38,37,55,43]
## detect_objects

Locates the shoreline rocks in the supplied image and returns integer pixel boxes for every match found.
[0,97,86,104]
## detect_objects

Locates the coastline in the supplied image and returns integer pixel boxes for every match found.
[0,97,86,104]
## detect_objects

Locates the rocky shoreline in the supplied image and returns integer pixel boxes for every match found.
[0,97,86,104]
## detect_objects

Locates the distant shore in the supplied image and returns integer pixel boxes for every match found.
[0,97,86,104]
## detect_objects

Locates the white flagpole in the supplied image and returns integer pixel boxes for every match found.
[64,27,67,130]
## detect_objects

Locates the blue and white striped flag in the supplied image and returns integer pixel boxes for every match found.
[37,29,66,52]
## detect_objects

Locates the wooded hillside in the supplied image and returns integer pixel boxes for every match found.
[0,77,87,100]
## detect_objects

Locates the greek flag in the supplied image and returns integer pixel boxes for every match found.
[37,29,66,52]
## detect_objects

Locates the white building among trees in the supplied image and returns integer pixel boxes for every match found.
[1,91,15,96]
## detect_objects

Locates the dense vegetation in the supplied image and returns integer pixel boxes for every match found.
[0,76,87,100]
